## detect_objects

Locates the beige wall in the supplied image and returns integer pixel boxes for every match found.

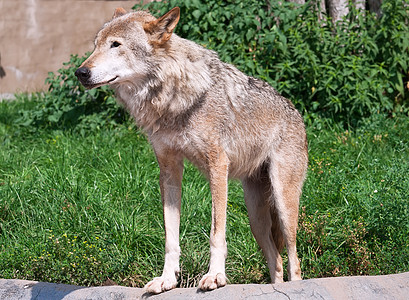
[0,0,140,93]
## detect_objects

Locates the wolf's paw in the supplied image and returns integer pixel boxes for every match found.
[288,273,302,281]
[198,273,227,291]
[144,276,177,294]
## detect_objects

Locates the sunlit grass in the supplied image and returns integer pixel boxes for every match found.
[1,100,408,287]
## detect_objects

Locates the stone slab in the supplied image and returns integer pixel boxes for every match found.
[1,272,408,300]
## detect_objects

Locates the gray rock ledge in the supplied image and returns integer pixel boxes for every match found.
[1,272,408,300]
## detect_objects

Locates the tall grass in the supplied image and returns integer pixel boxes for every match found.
[1,100,408,286]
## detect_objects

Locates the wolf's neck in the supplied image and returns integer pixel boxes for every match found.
[115,37,214,133]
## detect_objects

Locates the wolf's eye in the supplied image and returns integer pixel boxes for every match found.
[111,41,121,48]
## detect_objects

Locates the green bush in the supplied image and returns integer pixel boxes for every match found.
[15,54,126,134]
[16,0,409,130]
[139,0,409,126]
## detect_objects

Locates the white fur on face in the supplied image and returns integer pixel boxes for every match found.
[86,46,148,88]
[82,19,152,88]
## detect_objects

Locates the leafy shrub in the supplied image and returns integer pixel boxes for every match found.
[15,0,409,130]
[15,54,126,134]
[139,0,409,126]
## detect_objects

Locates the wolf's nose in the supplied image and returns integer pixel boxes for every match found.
[75,67,91,80]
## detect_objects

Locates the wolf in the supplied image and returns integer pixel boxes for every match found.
[75,7,308,294]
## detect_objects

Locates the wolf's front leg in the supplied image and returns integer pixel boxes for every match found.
[198,150,229,291]
[144,150,184,294]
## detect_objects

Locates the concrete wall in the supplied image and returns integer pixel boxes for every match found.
[0,0,140,93]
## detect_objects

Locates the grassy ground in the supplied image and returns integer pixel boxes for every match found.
[0,99,408,287]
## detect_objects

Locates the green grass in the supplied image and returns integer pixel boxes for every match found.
[1,99,408,287]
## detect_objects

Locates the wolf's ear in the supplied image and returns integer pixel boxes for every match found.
[143,7,180,46]
[112,7,127,19]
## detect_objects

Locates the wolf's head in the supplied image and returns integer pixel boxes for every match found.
[75,7,180,89]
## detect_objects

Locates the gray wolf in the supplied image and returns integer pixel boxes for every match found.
[75,7,308,294]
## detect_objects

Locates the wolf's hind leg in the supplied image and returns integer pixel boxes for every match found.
[269,154,305,281]
[242,168,284,283]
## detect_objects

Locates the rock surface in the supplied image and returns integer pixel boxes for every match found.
[1,272,408,300]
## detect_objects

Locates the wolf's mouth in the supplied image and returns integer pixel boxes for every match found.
[84,76,119,89]
[107,76,119,84]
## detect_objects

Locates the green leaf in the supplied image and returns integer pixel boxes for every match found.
[192,9,201,20]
